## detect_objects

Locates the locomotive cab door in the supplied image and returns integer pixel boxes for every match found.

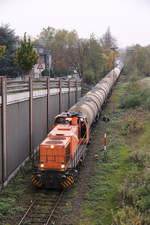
[79,118,89,144]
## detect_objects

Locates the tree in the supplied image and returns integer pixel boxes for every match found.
[36,26,118,83]
[100,27,118,71]
[0,24,21,77]
[124,44,150,77]
[77,35,105,83]
[0,45,6,59]
[36,27,79,75]
[100,27,117,54]
[14,33,39,75]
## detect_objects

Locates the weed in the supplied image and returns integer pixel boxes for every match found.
[112,205,145,225]
[127,150,150,167]
[120,79,150,111]
[120,170,150,213]
[0,198,15,220]
[120,117,144,135]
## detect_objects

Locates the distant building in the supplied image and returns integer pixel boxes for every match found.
[15,39,52,78]
[33,45,52,78]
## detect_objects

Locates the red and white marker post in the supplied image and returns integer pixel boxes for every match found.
[102,117,110,162]
[104,132,107,161]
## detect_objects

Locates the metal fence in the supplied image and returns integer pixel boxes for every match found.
[0,77,81,94]
[0,76,81,188]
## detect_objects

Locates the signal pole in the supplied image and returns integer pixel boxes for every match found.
[103,116,110,162]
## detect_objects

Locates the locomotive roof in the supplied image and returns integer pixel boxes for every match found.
[41,135,70,147]
[49,124,79,142]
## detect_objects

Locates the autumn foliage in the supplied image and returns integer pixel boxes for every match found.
[0,45,6,59]
[36,27,117,83]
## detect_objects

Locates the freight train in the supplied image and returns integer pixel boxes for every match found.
[32,63,123,189]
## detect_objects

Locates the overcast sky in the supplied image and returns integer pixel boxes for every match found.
[0,0,150,48]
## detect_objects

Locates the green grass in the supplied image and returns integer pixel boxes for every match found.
[0,163,32,222]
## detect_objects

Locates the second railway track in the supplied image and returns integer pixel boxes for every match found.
[18,191,64,225]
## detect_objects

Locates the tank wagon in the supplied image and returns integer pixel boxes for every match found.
[32,63,123,189]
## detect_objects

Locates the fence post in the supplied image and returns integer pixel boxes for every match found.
[1,77,7,186]
[75,79,78,103]
[29,77,33,160]
[68,79,70,109]
[59,78,62,114]
[47,77,50,133]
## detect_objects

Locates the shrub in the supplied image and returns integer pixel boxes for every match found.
[83,69,95,84]
[120,118,143,135]
[121,93,143,109]
[120,170,150,209]
[112,205,145,225]
[120,79,150,110]
[0,198,15,220]
[128,150,150,167]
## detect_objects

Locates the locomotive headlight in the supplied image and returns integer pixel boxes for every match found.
[61,164,65,169]
[50,145,54,149]
[40,164,44,168]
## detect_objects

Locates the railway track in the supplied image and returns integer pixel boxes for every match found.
[17,191,64,225]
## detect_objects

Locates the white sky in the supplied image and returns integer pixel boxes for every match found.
[0,0,150,48]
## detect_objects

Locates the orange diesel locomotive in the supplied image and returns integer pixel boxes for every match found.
[32,112,89,189]
[32,63,123,189]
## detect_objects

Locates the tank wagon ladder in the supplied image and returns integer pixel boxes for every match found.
[17,191,64,225]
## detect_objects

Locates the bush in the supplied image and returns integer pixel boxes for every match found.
[128,150,150,167]
[112,205,145,225]
[0,198,15,220]
[121,94,143,109]
[120,170,150,208]
[120,118,143,135]
[83,69,95,84]
[120,79,150,110]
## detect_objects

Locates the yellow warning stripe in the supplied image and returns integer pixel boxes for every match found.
[32,175,41,184]
[32,178,39,184]
[65,179,71,186]
[32,177,36,182]
[62,182,67,188]
[67,176,73,183]
[69,176,74,181]
[64,181,69,187]
[32,179,42,187]
[32,180,38,185]
[36,180,41,186]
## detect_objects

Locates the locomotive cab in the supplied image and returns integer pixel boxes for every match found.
[53,113,89,144]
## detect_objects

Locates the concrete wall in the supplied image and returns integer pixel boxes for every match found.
[0,87,81,187]
[7,101,29,176]
[33,97,47,149]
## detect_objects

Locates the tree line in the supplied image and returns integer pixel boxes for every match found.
[123,44,150,78]
[36,26,118,83]
[0,24,117,83]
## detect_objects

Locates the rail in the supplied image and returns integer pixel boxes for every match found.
[17,191,64,225]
